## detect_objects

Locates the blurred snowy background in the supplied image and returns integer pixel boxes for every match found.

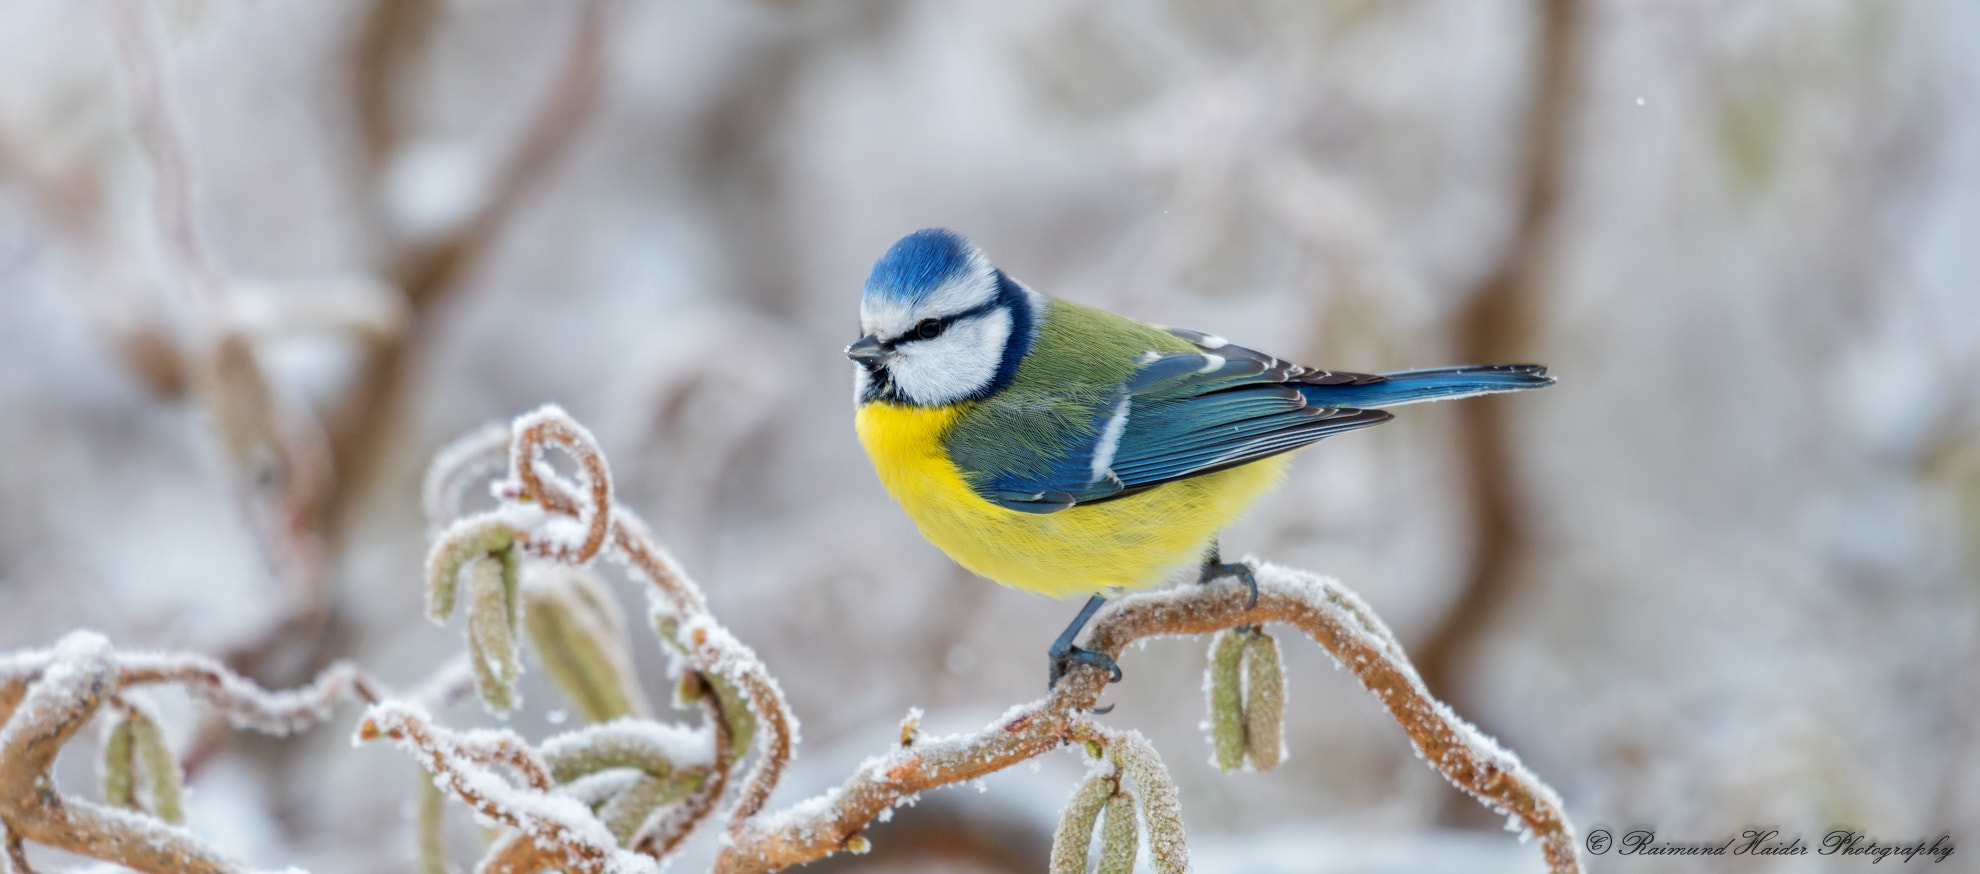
[3,0,1978,871]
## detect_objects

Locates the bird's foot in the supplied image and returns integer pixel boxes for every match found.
[1199,555,1258,610]
[1047,644,1123,690]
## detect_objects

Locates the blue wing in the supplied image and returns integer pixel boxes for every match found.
[980,329,1551,513]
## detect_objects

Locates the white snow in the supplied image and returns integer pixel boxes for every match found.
[361,700,662,874]
[540,717,714,776]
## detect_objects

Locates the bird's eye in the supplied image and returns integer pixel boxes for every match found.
[915,318,944,341]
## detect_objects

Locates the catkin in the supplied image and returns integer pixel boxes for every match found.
[101,716,138,811]
[413,768,446,874]
[1049,771,1114,874]
[523,565,646,723]
[424,520,515,624]
[467,554,522,714]
[598,774,672,845]
[1242,630,1285,771]
[128,710,184,823]
[1096,791,1139,874]
[1206,630,1247,771]
[1109,732,1190,873]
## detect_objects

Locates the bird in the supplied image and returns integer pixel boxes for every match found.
[848,228,1552,689]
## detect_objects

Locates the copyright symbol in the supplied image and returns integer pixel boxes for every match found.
[1586,829,1613,855]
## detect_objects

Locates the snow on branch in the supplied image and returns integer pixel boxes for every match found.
[403,407,1580,873]
[3,405,1581,874]
[115,654,382,736]
[358,703,646,874]
[408,405,795,859]
[705,563,1583,873]
[0,632,385,874]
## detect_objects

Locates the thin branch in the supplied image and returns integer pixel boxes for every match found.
[496,406,796,831]
[423,405,798,860]
[117,655,380,735]
[4,824,34,874]
[420,421,511,530]
[714,564,1582,874]
[349,0,438,174]
[629,678,734,859]
[357,703,636,874]
[679,623,787,827]
[0,634,401,873]
[445,728,555,793]
[104,0,343,683]
[510,409,614,564]
[0,634,241,874]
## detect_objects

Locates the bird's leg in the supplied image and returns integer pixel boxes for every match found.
[1198,539,1258,610]
[1047,595,1122,690]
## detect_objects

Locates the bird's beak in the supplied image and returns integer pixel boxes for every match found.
[846,334,889,365]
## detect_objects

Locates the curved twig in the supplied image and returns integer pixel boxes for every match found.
[630,675,735,858]
[1,635,240,874]
[0,634,413,874]
[510,408,613,563]
[421,420,511,530]
[421,406,1575,874]
[714,564,1581,874]
[116,655,380,735]
[358,703,636,874]
[421,405,798,862]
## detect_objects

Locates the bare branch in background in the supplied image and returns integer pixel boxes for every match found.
[102,0,346,678]
[325,0,610,546]
[350,0,439,175]
[1419,0,1584,700]
[82,0,607,726]
[0,125,189,400]
[102,0,223,319]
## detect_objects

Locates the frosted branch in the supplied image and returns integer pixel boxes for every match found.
[357,703,647,874]
[412,409,1577,874]
[3,403,1581,874]
[421,421,511,530]
[628,679,735,859]
[507,405,614,564]
[712,563,1582,874]
[0,634,241,874]
[115,654,380,736]
[0,631,408,872]
[421,404,797,857]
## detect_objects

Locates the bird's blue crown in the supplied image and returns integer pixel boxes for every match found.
[863,228,977,307]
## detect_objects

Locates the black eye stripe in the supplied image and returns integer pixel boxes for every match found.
[883,299,1002,348]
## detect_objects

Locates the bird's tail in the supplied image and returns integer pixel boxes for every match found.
[1298,364,1553,409]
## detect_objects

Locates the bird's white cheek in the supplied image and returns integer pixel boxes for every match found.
[889,313,1008,406]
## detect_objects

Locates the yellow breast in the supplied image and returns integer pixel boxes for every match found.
[854,401,1289,599]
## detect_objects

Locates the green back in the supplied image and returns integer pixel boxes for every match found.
[944,299,1194,487]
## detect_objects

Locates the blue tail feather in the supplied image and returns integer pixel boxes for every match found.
[1297,364,1552,409]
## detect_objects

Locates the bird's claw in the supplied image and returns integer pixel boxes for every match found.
[1200,557,1259,609]
[1047,645,1123,690]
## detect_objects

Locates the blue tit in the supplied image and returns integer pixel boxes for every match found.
[848,228,1553,686]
